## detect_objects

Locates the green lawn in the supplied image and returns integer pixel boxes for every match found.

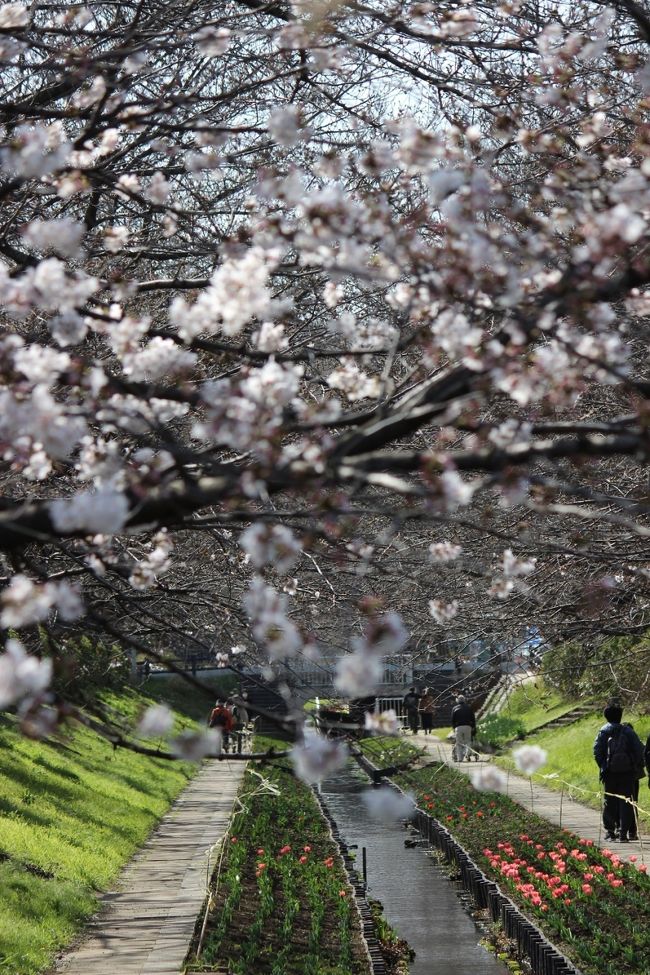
[0,684,204,975]
[496,680,577,732]
[494,711,650,828]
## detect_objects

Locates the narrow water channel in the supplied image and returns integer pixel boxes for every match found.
[320,763,509,975]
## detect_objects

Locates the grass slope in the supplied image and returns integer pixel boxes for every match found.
[0,683,206,975]
[497,680,576,732]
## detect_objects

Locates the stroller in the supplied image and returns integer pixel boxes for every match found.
[467,734,481,761]
[451,731,481,762]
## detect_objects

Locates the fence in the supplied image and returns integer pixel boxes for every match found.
[375,697,410,729]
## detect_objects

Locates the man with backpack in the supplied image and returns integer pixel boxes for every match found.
[208,699,235,752]
[593,703,644,842]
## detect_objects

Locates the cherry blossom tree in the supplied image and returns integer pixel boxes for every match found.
[0,0,649,763]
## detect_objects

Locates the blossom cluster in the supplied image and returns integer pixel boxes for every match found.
[335,612,408,698]
[1,575,83,629]
[129,531,173,590]
[290,730,348,783]
[0,640,52,710]
[240,523,302,574]
[243,576,302,661]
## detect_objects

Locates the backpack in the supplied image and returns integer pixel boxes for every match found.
[606,727,633,774]
[209,706,230,729]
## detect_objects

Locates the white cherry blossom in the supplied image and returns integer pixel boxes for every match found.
[429,541,463,563]
[267,106,305,147]
[513,745,547,775]
[22,218,83,257]
[502,549,537,577]
[0,577,83,628]
[334,647,383,698]
[138,704,174,738]
[439,470,476,510]
[362,613,409,655]
[171,729,222,760]
[488,577,515,599]
[146,171,171,204]
[129,531,173,590]
[291,730,348,783]
[243,577,302,660]
[122,337,197,381]
[428,599,459,624]
[253,321,288,352]
[50,489,129,536]
[193,26,231,56]
[13,345,71,385]
[49,312,88,347]
[364,709,400,736]
[1,576,55,628]
[0,123,71,177]
[470,766,508,792]
[362,787,415,822]
[0,640,52,708]
[104,225,130,252]
[327,360,381,401]
[240,523,302,574]
[0,3,30,27]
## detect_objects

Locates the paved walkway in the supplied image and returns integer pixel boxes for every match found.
[56,759,245,975]
[414,734,648,867]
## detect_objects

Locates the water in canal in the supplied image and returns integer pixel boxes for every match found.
[320,763,508,975]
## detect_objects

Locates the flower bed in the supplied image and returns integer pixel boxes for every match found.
[185,736,369,975]
[392,759,650,975]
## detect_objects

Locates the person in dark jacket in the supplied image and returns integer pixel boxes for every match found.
[451,695,476,761]
[403,687,420,734]
[593,704,644,842]
[623,722,644,840]
[419,687,435,735]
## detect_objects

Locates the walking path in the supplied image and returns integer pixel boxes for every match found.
[415,734,648,867]
[56,758,245,975]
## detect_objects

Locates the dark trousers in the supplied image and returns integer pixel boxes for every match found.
[421,713,434,733]
[630,778,640,838]
[602,772,636,837]
[407,709,419,733]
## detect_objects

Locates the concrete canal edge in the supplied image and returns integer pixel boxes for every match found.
[312,786,388,975]
[351,748,584,975]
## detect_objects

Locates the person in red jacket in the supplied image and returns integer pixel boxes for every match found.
[208,700,235,752]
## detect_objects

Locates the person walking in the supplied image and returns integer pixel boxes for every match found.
[623,722,645,840]
[419,687,435,735]
[451,694,476,761]
[232,693,249,730]
[208,699,235,752]
[594,703,644,842]
[403,687,420,735]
